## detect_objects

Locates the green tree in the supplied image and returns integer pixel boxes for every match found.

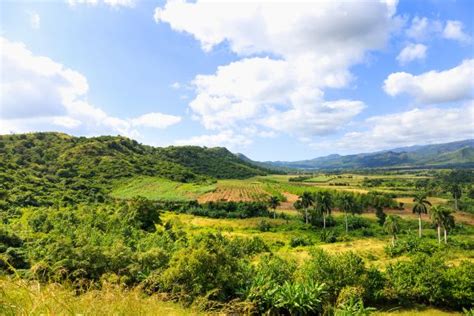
[450,184,462,211]
[298,192,315,224]
[441,207,455,244]
[314,191,332,229]
[430,205,444,244]
[383,215,401,246]
[268,196,281,219]
[340,194,356,233]
[412,193,431,237]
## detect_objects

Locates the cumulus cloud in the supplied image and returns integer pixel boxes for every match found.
[0,37,180,136]
[384,59,474,104]
[155,0,398,140]
[443,20,472,43]
[396,43,426,65]
[405,16,471,44]
[311,103,474,153]
[405,16,442,41]
[68,0,136,8]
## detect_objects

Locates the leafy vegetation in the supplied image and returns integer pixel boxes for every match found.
[1,132,473,315]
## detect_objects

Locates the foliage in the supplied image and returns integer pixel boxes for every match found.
[384,253,474,309]
[0,133,272,209]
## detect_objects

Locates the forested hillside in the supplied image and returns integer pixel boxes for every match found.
[0,132,271,208]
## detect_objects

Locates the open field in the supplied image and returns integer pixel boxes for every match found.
[111,176,216,201]
[197,179,269,202]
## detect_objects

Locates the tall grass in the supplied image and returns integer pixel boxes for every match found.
[0,277,200,316]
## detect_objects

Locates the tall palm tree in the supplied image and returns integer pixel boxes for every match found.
[268,196,281,219]
[315,191,332,229]
[384,215,401,246]
[450,184,462,211]
[441,207,455,244]
[298,192,314,224]
[430,205,444,244]
[412,193,432,237]
[340,193,355,233]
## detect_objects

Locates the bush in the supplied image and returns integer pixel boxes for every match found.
[319,230,337,243]
[257,220,271,232]
[302,249,368,303]
[158,233,252,303]
[384,253,473,308]
[345,216,371,230]
[290,236,313,247]
[384,236,441,257]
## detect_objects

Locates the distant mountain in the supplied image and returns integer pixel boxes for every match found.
[263,139,474,170]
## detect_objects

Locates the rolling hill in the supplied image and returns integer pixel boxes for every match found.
[263,139,474,170]
[0,132,272,208]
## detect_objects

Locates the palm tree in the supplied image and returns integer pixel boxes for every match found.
[412,193,432,237]
[384,215,401,246]
[450,184,462,211]
[315,191,332,229]
[340,193,355,233]
[440,207,455,244]
[298,192,314,224]
[430,205,444,244]
[268,196,281,219]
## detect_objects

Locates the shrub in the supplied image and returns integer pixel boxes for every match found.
[383,253,469,307]
[257,220,271,232]
[158,233,252,303]
[302,249,367,303]
[319,230,337,243]
[290,236,313,247]
[384,236,441,257]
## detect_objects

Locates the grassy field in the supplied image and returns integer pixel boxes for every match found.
[1,277,462,316]
[0,278,202,316]
[111,176,216,201]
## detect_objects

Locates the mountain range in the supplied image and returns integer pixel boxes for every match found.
[255,139,474,170]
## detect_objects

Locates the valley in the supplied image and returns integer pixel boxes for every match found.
[1,133,473,315]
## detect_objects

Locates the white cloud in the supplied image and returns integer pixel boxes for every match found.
[261,100,365,137]
[443,20,471,43]
[311,103,474,153]
[405,16,442,41]
[28,12,40,29]
[156,0,398,140]
[68,0,136,8]
[405,16,471,44]
[384,59,474,104]
[0,37,180,136]
[131,112,181,129]
[175,130,252,149]
[396,43,426,65]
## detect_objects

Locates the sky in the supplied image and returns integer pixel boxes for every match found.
[1,0,473,161]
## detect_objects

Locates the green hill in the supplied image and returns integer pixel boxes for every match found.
[0,132,272,208]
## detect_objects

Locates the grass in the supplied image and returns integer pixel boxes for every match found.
[0,277,202,316]
[1,277,462,316]
[111,176,216,201]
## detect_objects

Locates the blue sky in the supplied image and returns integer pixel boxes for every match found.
[1,0,473,161]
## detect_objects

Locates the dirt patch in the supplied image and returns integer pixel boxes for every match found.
[279,192,299,209]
